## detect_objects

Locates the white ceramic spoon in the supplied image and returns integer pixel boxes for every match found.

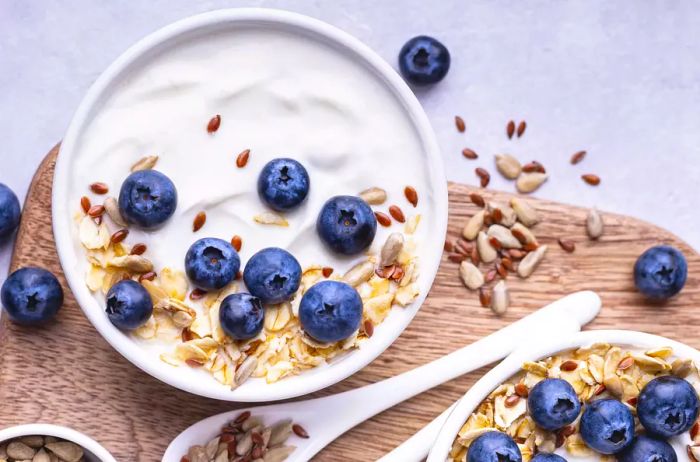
[164,291,601,461]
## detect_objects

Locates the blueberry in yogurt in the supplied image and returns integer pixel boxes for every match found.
[637,375,699,438]
[257,158,310,212]
[118,170,177,229]
[105,279,153,330]
[243,247,301,304]
[527,378,581,431]
[579,398,634,454]
[299,281,362,343]
[617,434,677,462]
[317,195,377,255]
[530,454,566,462]
[1,267,63,325]
[219,293,264,340]
[185,238,240,290]
[466,431,522,462]
[634,245,687,299]
[0,183,21,241]
[398,35,450,86]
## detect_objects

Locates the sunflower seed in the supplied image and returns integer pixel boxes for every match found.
[494,154,522,180]
[516,172,548,194]
[517,245,548,278]
[254,212,288,227]
[379,233,404,267]
[267,420,293,447]
[234,356,257,387]
[103,197,127,227]
[491,280,509,315]
[586,208,604,239]
[459,261,484,290]
[342,260,374,287]
[487,202,517,227]
[130,155,159,172]
[487,225,522,249]
[462,210,485,241]
[510,223,537,245]
[358,187,387,205]
[477,231,497,263]
[509,197,539,227]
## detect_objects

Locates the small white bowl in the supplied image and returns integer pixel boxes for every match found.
[428,330,700,461]
[0,424,117,462]
[52,9,447,402]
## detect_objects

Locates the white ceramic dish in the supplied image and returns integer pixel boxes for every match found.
[0,424,117,462]
[52,8,447,402]
[428,330,700,461]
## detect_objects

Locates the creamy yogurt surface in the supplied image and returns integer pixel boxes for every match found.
[64,25,439,381]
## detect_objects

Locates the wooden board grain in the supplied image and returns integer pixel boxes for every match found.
[2,145,699,461]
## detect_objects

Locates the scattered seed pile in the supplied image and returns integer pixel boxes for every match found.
[0,435,84,462]
[182,411,307,462]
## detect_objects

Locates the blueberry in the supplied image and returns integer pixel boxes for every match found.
[316,196,377,255]
[243,247,301,304]
[467,431,522,462]
[637,375,699,438]
[219,293,264,340]
[634,245,687,299]
[579,399,634,454]
[118,170,177,229]
[105,280,153,330]
[257,158,310,212]
[299,281,363,343]
[1,267,63,325]
[531,454,566,462]
[0,183,20,241]
[185,238,240,290]
[527,378,581,431]
[617,435,677,462]
[398,35,450,86]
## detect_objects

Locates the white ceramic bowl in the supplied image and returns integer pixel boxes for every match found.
[428,330,700,461]
[52,9,447,402]
[0,424,117,462]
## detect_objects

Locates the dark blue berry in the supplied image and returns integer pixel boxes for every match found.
[0,183,21,241]
[579,399,634,454]
[299,281,362,343]
[531,454,566,462]
[105,280,153,330]
[398,35,450,86]
[118,170,177,229]
[467,431,522,462]
[634,245,687,299]
[1,267,63,325]
[219,293,264,340]
[637,375,699,438]
[257,158,310,212]
[617,435,677,462]
[316,195,377,255]
[527,378,581,431]
[243,247,301,304]
[185,238,240,290]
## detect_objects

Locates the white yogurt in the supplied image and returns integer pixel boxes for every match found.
[67,27,435,353]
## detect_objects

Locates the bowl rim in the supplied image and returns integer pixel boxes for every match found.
[427,329,700,461]
[52,8,447,402]
[0,423,117,462]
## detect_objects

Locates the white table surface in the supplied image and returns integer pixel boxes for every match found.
[1,0,699,284]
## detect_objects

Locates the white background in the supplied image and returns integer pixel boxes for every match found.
[2,1,699,283]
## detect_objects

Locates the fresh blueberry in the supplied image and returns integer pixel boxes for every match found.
[467,431,522,462]
[531,454,566,462]
[118,170,177,229]
[617,435,677,462]
[398,35,450,86]
[637,375,699,438]
[299,281,363,343]
[105,280,153,330]
[185,238,240,290]
[579,398,634,454]
[0,183,20,241]
[219,293,264,340]
[257,158,310,212]
[527,378,581,431]
[634,245,687,299]
[1,267,63,325]
[243,247,301,304]
[316,195,377,255]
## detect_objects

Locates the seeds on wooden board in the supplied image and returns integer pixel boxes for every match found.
[462,210,485,241]
[469,192,485,207]
[89,182,108,194]
[516,121,527,138]
[374,211,392,227]
[379,233,404,267]
[517,245,548,278]
[487,201,517,227]
[104,196,127,226]
[459,261,484,290]
[491,280,509,315]
[236,149,250,168]
[510,197,539,227]
[193,211,206,232]
[571,150,587,165]
[462,148,478,159]
[506,120,516,139]
[487,225,522,249]
[389,205,406,223]
[404,186,418,207]
[455,115,466,133]
[359,186,387,205]
[516,172,548,193]
[479,287,491,307]
[444,240,454,252]
[207,114,221,133]
[558,238,576,253]
[581,173,601,186]
[475,167,491,187]
[586,208,604,239]
[495,154,522,179]
[131,155,159,172]
[477,231,497,263]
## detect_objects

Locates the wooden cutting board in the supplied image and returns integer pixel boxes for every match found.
[2,145,698,461]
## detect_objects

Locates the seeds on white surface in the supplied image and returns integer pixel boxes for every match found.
[379,233,404,267]
[477,231,497,263]
[342,260,375,287]
[586,208,604,239]
[516,172,548,193]
[509,197,539,227]
[510,223,537,245]
[130,155,159,172]
[459,261,484,290]
[358,186,387,205]
[494,154,522,180]
[462,210,485,241]
[517,244,547,278]
[254,211,289,227]
[487,225,522,249]
[491,281,509,315]
[103,197,127,227]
